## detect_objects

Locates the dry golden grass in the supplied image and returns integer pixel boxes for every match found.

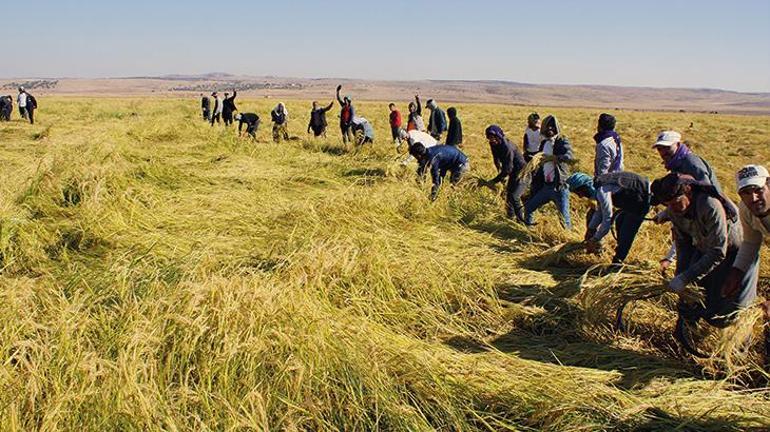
[0,97,769,431]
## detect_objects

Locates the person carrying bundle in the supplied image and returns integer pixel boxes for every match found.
[567,171,651,263]
[484,125,526,222]
[524,115,575,228]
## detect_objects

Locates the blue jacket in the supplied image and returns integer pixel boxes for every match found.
[418,145,468,188]
[428,108,447,135]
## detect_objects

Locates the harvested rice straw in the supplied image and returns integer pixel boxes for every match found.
[697,305,768,381]
[535,241,589,267]
[578,264,701,329]
[516,153,543,182]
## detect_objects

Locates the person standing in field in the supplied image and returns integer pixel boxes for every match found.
[17,87,28,120]
[389,103,403,148]
[445,107,463,147]
[426,99,447,141]
[222,90,238,126]
[567,171,652,263]
[522,113,542,162]
[406,95,425,132]
[210,92,223,125]
[308,100,334,137]
[485,125,526,222]
[722,165,770,319]
[410,143,470,201]
[200,94,211,121]
[25,92,37,124]
[271,103,289,142]
[336,85,355,145]
[593,113,624,178]
[650,172,756,328]
[524,115,575,228]
[236,112,260,139]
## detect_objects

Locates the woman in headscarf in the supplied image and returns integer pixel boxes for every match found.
[523,115,575,228]
[485,125,526,222]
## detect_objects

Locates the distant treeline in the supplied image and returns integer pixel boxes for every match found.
[170,81,304,92]
[2,80,59,90]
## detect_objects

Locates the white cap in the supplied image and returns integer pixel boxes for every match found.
[737,164,769,192]
[652,131,682,148]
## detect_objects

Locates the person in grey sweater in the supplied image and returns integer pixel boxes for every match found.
[723,165,770,319]
[651,172,756,327]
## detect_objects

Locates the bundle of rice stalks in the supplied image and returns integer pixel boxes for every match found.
[578,265,701,334]
[695,305,768,382]
[516,153,543,181]
[532,241,592,268]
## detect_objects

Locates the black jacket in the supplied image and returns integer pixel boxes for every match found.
[223,91,237,113]
[490,138,526,184]
[238,113,260,132]
[445,112,462,146]
[308,102,334,132]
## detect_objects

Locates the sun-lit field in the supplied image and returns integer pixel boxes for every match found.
[1,97,770,431]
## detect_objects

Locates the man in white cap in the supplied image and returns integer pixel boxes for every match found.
[653,130,722,273]
[724,164,770,318]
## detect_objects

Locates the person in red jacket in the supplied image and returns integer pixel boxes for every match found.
[389,103,403,148]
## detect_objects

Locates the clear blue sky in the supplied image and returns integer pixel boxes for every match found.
[2,0,769,92]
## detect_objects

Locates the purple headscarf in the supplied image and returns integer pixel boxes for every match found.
[664,143,692,171]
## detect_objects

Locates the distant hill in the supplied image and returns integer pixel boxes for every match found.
[2,74,768,115]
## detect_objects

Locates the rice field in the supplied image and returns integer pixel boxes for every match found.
[1,97,769,431]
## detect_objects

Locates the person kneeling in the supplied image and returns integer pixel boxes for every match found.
[410,143,469,201]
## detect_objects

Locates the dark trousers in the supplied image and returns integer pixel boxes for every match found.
[223,110,233,126]
[19,106,27,120]
[676,247,759,327]
[210,113,221,125]
[612,206,649,263]
[340,124,354,144]
[505,175,524,220]
[27,108,34,124]
[246,123,258,138]
[202,108,210,121]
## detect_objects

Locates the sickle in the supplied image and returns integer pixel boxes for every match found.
[673,315,709,358]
